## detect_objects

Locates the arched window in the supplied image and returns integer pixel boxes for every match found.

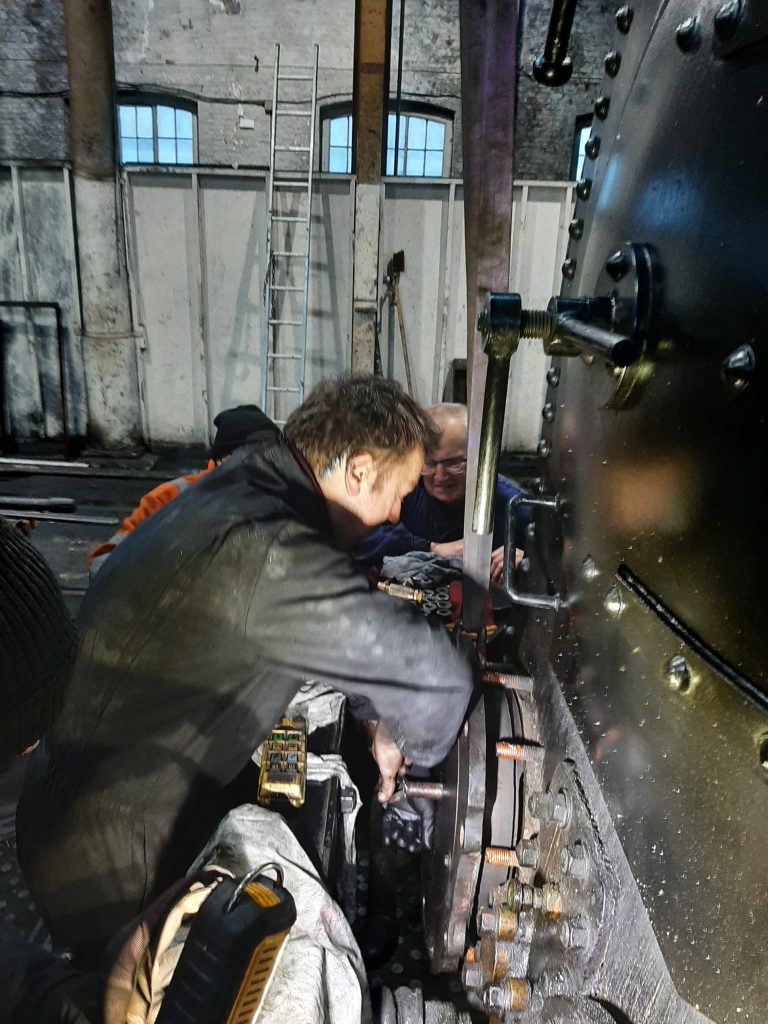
[117,99,196,165]
[321,106,453,177]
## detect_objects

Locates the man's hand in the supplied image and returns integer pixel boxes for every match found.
[365,720,407,803]
[490,545,522,585]
[430,539,463,559]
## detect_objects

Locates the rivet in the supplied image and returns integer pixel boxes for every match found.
[537,438,551,458]
[562,257,576,280]
[547,366,561,386]
[714,0,741,40]
[542,402,556,422]
[576,177,592,200]
[594,95,610,120]
[525,521,536,539]
[568,218,584,240]
[604,584,625,617]
[616,5,633,32]
[581,554,599,580]
[664,654,691,692]
[722,343,756,390]
[676,16,700,51]
[605,248,628,280]
[604,51,622,76]
[584,135,601,160]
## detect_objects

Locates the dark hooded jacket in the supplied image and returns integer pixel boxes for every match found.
[17,431,474,959]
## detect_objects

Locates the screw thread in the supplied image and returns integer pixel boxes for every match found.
[521,309,554,340]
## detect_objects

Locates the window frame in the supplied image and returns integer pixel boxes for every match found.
[320,102,454,177]
[570,114,593,182]
[116,95,198,167]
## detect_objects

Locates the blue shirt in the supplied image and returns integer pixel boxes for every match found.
[355,475,528,570]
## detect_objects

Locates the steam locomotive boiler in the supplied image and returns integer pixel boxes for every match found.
[420,2,768,1022]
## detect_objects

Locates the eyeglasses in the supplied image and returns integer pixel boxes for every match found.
[422,457,467,477]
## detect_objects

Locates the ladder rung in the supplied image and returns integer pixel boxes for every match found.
[269,285,304,292]
[275,145,311,153]
[267,386,302,393]
[278,110,313,117]
[267,353,302,359]
[278,74,314,81]
[273,180,310,188]
[272,251,307,257]
[269,318,304,325]
[271,216,307,223]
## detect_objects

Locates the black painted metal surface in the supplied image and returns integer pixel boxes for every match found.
[531,1,768,1019]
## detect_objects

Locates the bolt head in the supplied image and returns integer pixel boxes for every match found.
[576,177,592,200]
[562,257,576,280]
[714,0,741,40]
[594,95,610,120]
[568,218,584,240]
[616,5,634,32]
[604,50,622,76]
[584,136,601,160]
[664,654,691,692]
[552,789,571,826]
[604,584,625,617]
[581,554,599,580]
[676,16,701,51]
[542,402,556,422]
[537,438,551,458]
[605,248,629,280]
[477,909,495,935]
[547,366,561,386]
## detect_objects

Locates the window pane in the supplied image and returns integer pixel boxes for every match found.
[386,149,395,175]
[407,116,426,149]
[329,117,349,147]
[121,138,138,163]
[387,114,396,146]
[137,138,154,163]
[426,120,444,150]
[156,106,176,138]
[136,106,153,138]
[424,150,443,177]
[328,146,350,173]
[118,105,136,137]
[176,109,193,140]
[397,149,405,175]
[406,148,425,175]
[176,139,193,164]
[157,137,177,164]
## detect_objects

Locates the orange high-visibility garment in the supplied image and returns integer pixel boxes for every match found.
[88,462,216,574]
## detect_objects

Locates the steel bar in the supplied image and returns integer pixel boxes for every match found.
[0,510,117,526]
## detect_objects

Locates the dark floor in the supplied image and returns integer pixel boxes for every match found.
[0,449,477,1012]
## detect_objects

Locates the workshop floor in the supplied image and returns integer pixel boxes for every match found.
[1,448,479,1016]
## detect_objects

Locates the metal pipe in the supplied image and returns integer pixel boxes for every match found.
[472,351,513,535]
[533,0,578,86]
[0,510,118,526]
[393,0,406,174]
[556,314,636,367]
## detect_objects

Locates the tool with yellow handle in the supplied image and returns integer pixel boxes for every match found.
[156,864,296,1024]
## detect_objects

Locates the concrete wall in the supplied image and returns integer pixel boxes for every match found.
[1,0,615,179]
[515,0,617,179]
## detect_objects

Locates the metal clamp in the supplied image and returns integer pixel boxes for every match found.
[503,494,563,609]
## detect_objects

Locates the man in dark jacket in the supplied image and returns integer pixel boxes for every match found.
[355,402,527,580]
[16,376,475,967]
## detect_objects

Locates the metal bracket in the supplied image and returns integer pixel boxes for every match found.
[503,494,563,610]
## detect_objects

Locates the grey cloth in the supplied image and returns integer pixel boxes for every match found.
[17,432,474,961]
[191,805,372,1024]
[381,551,462,589]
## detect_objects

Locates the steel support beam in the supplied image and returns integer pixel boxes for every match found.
[351,0,393,373]
[63,0,139,445]
[459,0,518,626]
